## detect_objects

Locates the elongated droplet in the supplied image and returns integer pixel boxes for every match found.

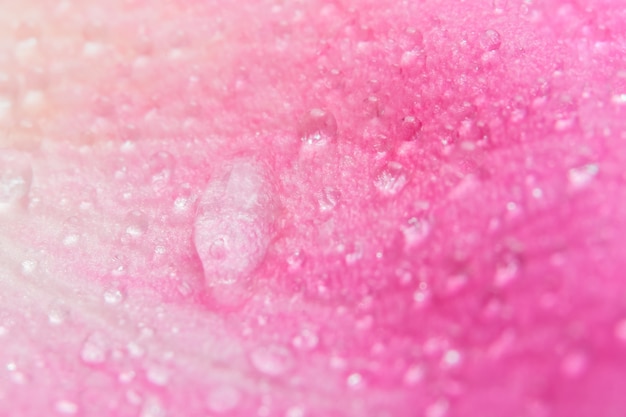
[193,160,276,306]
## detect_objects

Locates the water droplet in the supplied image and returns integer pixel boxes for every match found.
[397,116,422,141]
[0,151,32,212]
[81,332,108,364]
[194,160,276,296]
[285,406,306,417]
[568,163,598,190]
[146,365,170,386]
[125,210,148,237]
[493,0,507,13]
[140,396,166,417]
[250,344,294,376]
[21,259,37,275]
[55,400,78,415]
[346,372,364,389]
[318,187,340,213]
[48,305,69,326]
[413,282,430,307]
[374,162,408,196]
[479,29,502,51]
[403,364,424,385]
[611,93,626,105]
[494,254,520,287]
[298,108,337,146]
[441,349,462,368]
[148,151,174,191]
[426,399,449,417]
[292,328,319,351]
[402,217,430,248]
[207,385,241,413]
[103,288,124,305]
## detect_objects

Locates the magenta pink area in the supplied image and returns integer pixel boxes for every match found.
[1,0,626,416]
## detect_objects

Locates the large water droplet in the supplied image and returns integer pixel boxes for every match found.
[0,151,32,213]
[374,162,408,196]
[298,108,337,146]
[81,332,108,364]
[250,344,294,376]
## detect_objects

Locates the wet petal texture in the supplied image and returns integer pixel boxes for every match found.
[0,0,625,416]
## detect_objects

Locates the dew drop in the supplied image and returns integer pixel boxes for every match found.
[494,255,520,287]
[146,365,170,386]
[125,210,148,237]
[398,116,422,141]
[403,364,424,385]
[374,162,408,196]
[346,372,364,389]
[250,344,294,376]
[568,163,598,190]
[55,400,78,415]
[426,399,449,417]
[561,351,587,377]
[140,396,166,417]
[148,151,174,191]
[292,328,319,351]
[479,29,502,51]
[611,93,626,105]
[48,305,69,326]
[493,0,507,13]
[80,332,108,364]
[318,187,339,213]
[103,288,124,305]
[0,151,32,212]
[207,385,241,414]
[298,108,337,146]
[286,406,306,417]
[402,217,430,248]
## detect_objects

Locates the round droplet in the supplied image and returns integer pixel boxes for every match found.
[402,217,430,248]
[148,151,174,191]
[493,0,507,13]
[494,255,520,287]
[0,151,32,212]
[103,288,124,305]
[125,210,148,237]
[250,344,294,376]
[374,162,408,196]
[207,386,241,414]
[426,399,449,417]
[146,365,170,386]
[398,116,422,141]
[81,332,108,364]
[480,29,502,51]
[346,372,364,389]
[292,328,319,351]
[568,163,598,190]
[561,351,587,377]
[403,364,424,385]
[55,400,78,415]
[298,108,337,146]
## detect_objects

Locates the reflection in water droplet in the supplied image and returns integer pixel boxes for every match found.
[568,163,598,190]
[299,108,337,146]
[374,162,408,196]
[0,151,32,213]
[81,332,108,364]
[250,344,294,376]
[207,386,241,413]
[480,29,502,51]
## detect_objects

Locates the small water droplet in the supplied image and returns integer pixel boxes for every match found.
[55,400,78,415]
[103,288,124,305]
[398,116,422,141]
[346,372,364,389]
[318,187,340,213]
[0,151,32,212]
[207,385,241,413]
[479,29,502,51]
[250,344,294,376]
[374,162,408,196]
[568,163,599,190]
[125,210,148,237]
[611,93,626,105]
[494,254,520,287]
[402,217,430,248]
[146,364,170,386]
[493,0,507,13]
[441,349,462,368]
[148,151,174,191]
[48,305,69,326]
[140,396,166,417]
[403,364,424,385]
[413,282,430,307]
[81,332,108,364]
[21,259,37,275]
[426,399,449,417]
[298,108,338,146]
[292,328,319,351]
[285,406,306,417]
